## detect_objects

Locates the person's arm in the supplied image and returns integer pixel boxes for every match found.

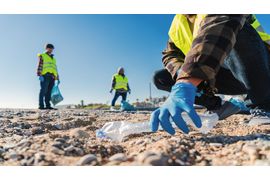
[177,15,247,88]
[111,76,116,90]
[127,83,131,92]
[37,55,43,76]
[162,39,186,80]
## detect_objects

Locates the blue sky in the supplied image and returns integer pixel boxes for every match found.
[0,14,269,108]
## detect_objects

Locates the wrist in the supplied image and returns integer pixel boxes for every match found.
[176,77,203,87]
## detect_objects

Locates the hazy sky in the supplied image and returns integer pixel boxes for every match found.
[0,15,269,108]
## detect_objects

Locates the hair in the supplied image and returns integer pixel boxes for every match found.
[45,43,54,49]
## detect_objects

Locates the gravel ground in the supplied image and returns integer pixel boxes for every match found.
[0,109,270,166]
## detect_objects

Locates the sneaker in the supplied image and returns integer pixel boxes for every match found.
[110,107,117,111]
[249,109,270,126]
[212,101,241,120]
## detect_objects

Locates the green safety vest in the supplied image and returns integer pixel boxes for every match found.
[113,74,128,90]
[169,14,270,56]
[38,53,58,78]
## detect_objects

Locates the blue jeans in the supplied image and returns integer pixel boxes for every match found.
[39,73,55,108]
[111,91,127,106]
[153,23,270,110]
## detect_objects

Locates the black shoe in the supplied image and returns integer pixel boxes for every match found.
[212,101,241,120]
[38,107,46,110]
[249,108,270,126]
[46,107,57,110]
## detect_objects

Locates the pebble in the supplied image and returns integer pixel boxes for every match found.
[143,155,168,166]
[31,127,45,135]
[108,153,127,162]
[51,147,65,155]
[70,129,90,139]
[209,143,223,147]
[76,154,97,165]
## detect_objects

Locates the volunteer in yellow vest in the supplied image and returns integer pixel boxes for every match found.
[110,67,131,110]
[37,43,60,110]
[151,15,270,135]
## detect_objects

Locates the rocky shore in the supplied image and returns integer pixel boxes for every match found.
[0,109,269,166]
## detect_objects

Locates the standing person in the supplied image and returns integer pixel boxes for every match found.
[110,67,131,111]
[37,43,60,110]
[151,14,270,135]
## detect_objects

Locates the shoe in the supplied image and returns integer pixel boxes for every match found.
[39,107,45,110]
[110,107,117,111]
[212,101,241,120]
[249,108,270,126]
[46,107,57,110]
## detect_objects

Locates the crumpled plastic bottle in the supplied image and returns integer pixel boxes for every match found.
[96,112,219,142]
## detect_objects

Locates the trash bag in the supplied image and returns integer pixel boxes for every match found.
[51,85,64,106]
[120,101,135,111]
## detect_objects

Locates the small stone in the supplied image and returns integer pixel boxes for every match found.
[70,129,90,139]
[52,142,63,149]
[64,145,75,152]
[31,127,45,135]
[209,143,223,147]
[109,153,127,162]
[51,147,65,155]
[143,155,168,166]
[8,151,19,160]
[53,124,62,130]
[77,154,97,165]
[137,151,160,163]
[54,138,66,143]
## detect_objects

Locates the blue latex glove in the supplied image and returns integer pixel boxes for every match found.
[39,76,44,82]
[150,82,202,135]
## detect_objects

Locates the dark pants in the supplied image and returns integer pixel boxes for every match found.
[111,91,127,106]
[39,73,55,108]
[154,23,270,110]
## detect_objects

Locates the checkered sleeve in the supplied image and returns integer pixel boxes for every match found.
[177,15,247,87]
[37,55,43,76]
[162,39,186,80]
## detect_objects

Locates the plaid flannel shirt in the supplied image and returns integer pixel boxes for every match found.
[163,15,248,89]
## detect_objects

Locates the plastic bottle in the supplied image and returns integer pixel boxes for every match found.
[96,112,219,142]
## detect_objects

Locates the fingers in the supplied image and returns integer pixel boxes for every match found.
[169,107,189,134]
[150,109,160,132]
[159,109,175,135]
[177,100,202,128]
[187,109,202,128]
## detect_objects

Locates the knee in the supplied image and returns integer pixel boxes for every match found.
[153,69,174,92]
[153,69,165,90]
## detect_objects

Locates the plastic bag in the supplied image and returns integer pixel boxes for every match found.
[120,101,136,111]
[96,112,219,142]
[51,85,64,106]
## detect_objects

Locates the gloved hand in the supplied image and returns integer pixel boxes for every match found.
[150,82,202,135]
[110,89,113,94]
[39,76,44,82]
[128,90,131,94]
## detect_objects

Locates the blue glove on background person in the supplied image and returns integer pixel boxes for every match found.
[39,76,44,82]
[150,82,202,135]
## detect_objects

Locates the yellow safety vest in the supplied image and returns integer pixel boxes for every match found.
[38,53,58,78]
[251,15,270,46]
[113,74,128,90]
[169,14,270,56]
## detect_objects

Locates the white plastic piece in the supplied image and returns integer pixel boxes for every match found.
[96,113,219,142]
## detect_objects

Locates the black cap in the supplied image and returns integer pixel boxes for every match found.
[45,43,54,49]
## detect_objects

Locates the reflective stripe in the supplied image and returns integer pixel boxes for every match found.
[251,15,270,43]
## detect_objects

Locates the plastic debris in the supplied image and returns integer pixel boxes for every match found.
[96,112,219,142]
